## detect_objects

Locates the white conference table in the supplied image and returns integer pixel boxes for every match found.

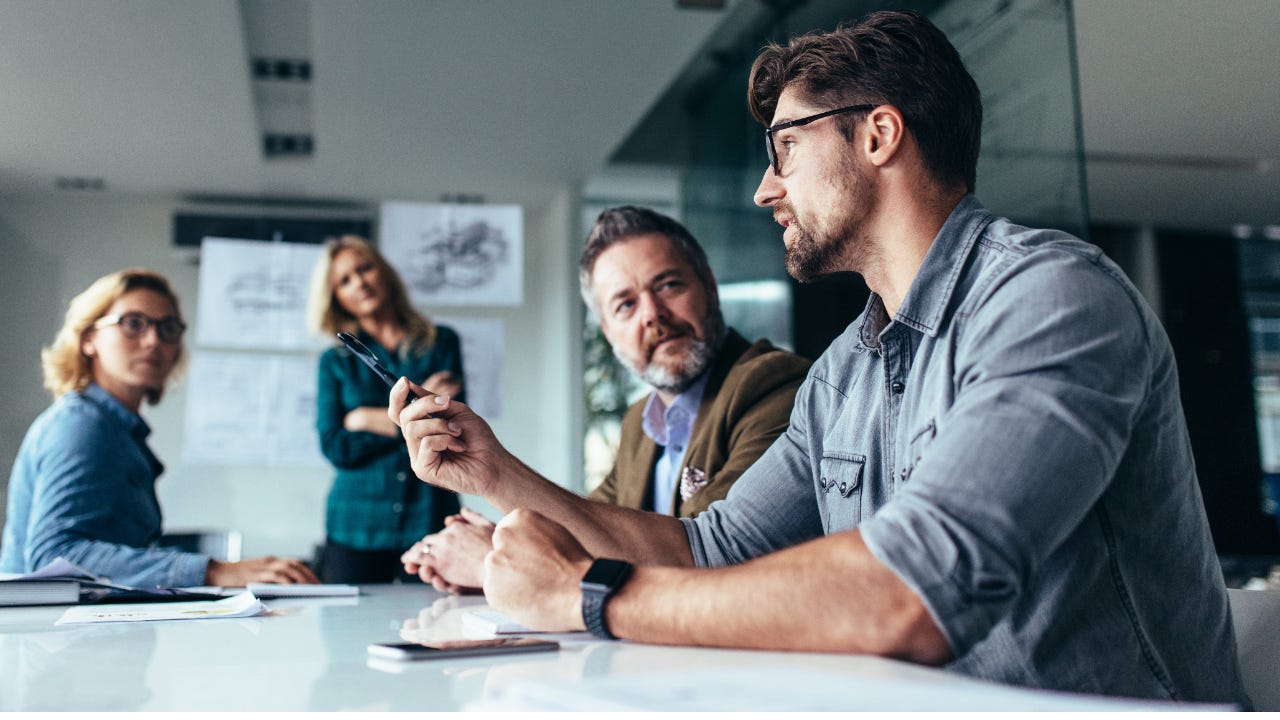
[0,584,1209,712]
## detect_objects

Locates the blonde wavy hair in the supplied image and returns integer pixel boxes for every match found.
[307,235,436,355]
[42,268,187,404]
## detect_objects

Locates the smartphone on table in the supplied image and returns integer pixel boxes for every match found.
[367,637,560,661]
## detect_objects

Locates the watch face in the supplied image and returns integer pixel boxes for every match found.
[581,558,631,592]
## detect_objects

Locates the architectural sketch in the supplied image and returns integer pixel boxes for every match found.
[379,202,523,306]
[196,237,326,351]
[181,351,327,468]
[410,218,509,292]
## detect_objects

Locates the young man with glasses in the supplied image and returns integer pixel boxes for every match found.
[390,10,1246,705]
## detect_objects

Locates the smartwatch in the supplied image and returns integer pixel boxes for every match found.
[580,558,633,640]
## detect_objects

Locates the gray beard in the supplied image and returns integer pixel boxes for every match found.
[615,310,727,396]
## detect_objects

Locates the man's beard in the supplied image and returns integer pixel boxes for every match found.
[782,156,873,282]
[614,305,727,396]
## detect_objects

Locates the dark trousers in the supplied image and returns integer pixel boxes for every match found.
[320,539,423,584]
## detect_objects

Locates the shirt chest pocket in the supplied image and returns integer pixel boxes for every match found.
[900,420,936,485]
[817,452,864,532]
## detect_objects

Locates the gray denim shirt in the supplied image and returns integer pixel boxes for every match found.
[684,196,1247,704]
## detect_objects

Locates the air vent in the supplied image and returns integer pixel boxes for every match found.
[55,176,106,191]
[438,193,486,204]
[240,0,314,160]
[251,57,312,81]
[263,133,314,157]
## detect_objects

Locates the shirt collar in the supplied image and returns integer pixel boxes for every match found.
[857,195,993,345]
[82,382,151,441]
[641,369,711,448]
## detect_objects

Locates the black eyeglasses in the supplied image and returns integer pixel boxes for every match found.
[765,103,877,176]
[95,312,187,344]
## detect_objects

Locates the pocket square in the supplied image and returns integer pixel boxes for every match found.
[679,466,709,502]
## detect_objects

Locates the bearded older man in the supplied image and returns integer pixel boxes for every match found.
[400,205,810,591]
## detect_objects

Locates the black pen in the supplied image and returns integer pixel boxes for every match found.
[336,332,431,412]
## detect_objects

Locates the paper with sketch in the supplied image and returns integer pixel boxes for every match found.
[181,350,326,468]
[460,609,594,642]
[55,591,269,625]
[433,316,503,419]
[195,237,326,351]
[246,583,357,598]
[468,665,1237,712]
[379,202,523,306]
[462,609,533,636]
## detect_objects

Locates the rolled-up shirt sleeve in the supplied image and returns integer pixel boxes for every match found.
[861,252,1153,655]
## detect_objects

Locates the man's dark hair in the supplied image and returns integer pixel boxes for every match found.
[579,206,716,317]
[748,9,982,193]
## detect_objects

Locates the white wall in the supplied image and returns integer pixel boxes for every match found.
[0,191,582,560]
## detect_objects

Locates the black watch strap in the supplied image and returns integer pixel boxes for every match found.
[580,558,632,640]
[582,585,615,639]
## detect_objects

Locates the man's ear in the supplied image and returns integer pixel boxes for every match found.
[863,105,907,167]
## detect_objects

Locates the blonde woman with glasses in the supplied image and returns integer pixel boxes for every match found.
[0,268,317,588]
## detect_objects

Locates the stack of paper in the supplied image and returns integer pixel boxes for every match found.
[246,583,358,598]
[54,591,270,625]
[467,666,1240,712]
[0,579,82,607]
[0,557,98,606]
[462,609,534,636]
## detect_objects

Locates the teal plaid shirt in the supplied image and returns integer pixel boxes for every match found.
[315,326,463,550]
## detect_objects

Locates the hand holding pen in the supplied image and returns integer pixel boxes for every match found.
[387,374,512,501]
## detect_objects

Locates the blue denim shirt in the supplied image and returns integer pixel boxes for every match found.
[0,383,208,587]
[685,196,1246,704]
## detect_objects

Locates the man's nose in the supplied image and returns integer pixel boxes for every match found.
[753,165,783,207]
[637,292,669,325]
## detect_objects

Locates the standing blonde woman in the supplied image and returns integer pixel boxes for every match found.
[308,236,464,583]
[0,268,317,587]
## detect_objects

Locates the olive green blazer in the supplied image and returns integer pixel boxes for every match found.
[589,329,810,518]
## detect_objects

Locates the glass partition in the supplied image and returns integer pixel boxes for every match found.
[582,0,1089,490]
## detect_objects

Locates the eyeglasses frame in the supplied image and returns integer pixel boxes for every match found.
[94,312,187,344]
[765,103,878,176]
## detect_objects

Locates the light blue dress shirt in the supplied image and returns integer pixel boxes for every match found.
[683,196,1246,704]
[0,383,208,587]
[641,371,710,515]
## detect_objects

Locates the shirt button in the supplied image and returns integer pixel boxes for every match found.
[891,381,905,394]
[397,472,407,482]
[392,503,403,513]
